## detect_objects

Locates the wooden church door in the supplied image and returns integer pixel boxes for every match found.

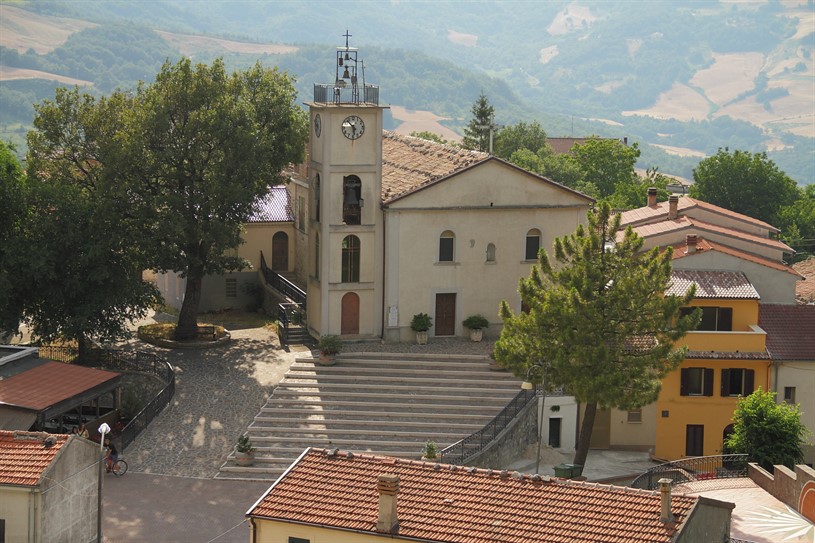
[341,292,360,335]
[435,293,456,336]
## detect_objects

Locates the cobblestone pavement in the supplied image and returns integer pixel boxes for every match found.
[120,327,309,478]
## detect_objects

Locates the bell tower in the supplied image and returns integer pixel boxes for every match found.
[307,32,387,338]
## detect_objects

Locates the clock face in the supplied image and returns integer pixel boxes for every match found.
[341,115,365,140]
[314,114,321,138]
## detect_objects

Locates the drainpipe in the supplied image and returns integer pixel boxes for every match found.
[381,204,387,341]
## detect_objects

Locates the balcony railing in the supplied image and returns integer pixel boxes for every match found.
[629,454,750,490]
[313,83,379,105]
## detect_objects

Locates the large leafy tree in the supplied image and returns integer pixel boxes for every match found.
[776,184,815,262]
[568,137,640,198]
[0,142,28,336]
[495,203,699,468]
[494,121,547,160]
[724,388,809,472]
[461,93,496,152]
[28,59,308,340]
[690,148,799,225]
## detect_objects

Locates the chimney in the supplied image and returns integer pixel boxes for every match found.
[376,474,400,534]
[647,187,658,207]
[668,195,679,220]
[658,478,675,523]
[685,234,698,253]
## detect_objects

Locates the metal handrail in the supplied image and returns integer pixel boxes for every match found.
[629,454,750,490]
[441,387,537,465]
[260,251,306,306]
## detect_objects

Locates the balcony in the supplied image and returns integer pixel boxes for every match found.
[682,324,766,352]
[313,83,380,105]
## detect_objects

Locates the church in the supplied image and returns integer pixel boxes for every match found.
[159,38,594,342]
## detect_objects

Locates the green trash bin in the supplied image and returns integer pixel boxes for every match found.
[554,463,584,478]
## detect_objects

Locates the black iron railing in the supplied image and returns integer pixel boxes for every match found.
[441,387,537,465]
[260,251,306,307]
[277,302,306,349]
[629,454,750,490]
[313,83,379,105]
[39,346,175,451]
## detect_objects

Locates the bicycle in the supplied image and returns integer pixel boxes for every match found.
[107,458,128,477]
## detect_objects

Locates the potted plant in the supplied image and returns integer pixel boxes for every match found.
[410,313,432,345]
[462,314,489,342]
[317,334,342,365]
[421,439,440,461]
[235,433,255,467]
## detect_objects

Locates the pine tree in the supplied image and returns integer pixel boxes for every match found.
[495,202,699,469]
[462,93,495,152]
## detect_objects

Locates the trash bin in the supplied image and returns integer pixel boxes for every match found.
[554,463,584,478]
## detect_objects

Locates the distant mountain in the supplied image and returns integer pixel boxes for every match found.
[0,0,812,184]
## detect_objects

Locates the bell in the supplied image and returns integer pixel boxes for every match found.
[338,57,343,66]
[342,67,351,79]
[344,187,359,206]
[345,52,350,60]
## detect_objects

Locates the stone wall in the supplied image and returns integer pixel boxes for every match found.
[749,463,815,523]
[465,398,538,470]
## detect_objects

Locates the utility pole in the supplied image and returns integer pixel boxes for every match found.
[476,114,503,154]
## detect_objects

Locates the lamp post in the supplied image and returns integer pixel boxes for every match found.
[97,422,110,543]
[521,362,548,475]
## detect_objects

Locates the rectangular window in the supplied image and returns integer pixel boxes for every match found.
[680,367,713,396]
[525,235,540,260]
[297,196,306,232]
[289,538,310,543]
[627,409,642,423]
[784,386,796,404]
[225,278,237,298]
[721,368,755,397]
[681,306,733,331]
[439,237,454,262]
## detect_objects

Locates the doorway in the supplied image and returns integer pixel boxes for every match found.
[272,231,289,271]
[341,292,360,335]
[548,417,562,448]
[435,293,456,336]
[686,424,704,456]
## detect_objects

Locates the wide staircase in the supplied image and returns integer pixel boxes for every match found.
[216,352,523,481]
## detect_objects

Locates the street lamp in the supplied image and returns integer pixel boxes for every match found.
[97,422,110,543]
[521,362,548,475]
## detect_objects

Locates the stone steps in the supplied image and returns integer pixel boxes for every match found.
[216,352,521,482]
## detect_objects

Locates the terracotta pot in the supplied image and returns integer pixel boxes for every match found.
[317,353,337,366]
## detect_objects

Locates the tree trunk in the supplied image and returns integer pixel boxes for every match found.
[573,401,598,468]
[175,272,203,340]
[77,333,94,363]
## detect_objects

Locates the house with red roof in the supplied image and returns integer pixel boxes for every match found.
[0,431,98,542]
[247,447,734,543]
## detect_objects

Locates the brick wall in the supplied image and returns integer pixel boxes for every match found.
[748,463,815,523]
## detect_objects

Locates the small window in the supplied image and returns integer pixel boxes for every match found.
[525,228,541,260]
[314,174,321,223]
[784,386,796,404]
[439,231,455,262]
[627,409,642,423]
[342,235,360,283]
[314,232,320,280]
[225,278,237,298]
[680,367,713,396]
[486,243,496,262]
[721,368,754,397]
[297,195,306,232]
[343,175,362,225]
[289,538,310,543]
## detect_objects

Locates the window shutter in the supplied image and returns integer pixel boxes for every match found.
[718,308,733,331]
[704,368,714,396]
[745,369,755,395]
[680,368,689,396]
[721,369,730,397]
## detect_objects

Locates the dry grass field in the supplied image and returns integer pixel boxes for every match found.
[390,105,462,142]
[0,4,96,54]
[447,29,477,47]
[154,30,298,57]
[0,65,93,86]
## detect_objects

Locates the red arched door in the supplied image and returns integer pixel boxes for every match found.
[341,292,360,335]
[272,231,288,271]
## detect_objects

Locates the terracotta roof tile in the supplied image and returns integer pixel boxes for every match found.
[626,216,792,253]
[249,186,292,223]
[248,448,699,543]
[669,237,802,277]
[619,196,779,233]
[0,361,120,411]
[793,258,815,303]
[685,351,771,360]
[0,431,68,486]
[667,270,760,299]
[381,132,489,203]
[760,304,815,360]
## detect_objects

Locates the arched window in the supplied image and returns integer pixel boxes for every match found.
[343,175,362,225]
[439,231,455,262]
[525,228,541,260]
[314,174,321,223]
[342,235,360,282]
[486,243,496,262]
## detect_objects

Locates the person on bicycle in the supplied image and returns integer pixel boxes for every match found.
[104,438,118,472]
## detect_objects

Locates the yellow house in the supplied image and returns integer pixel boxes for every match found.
[654,269,771,461]
[247,447,734,543]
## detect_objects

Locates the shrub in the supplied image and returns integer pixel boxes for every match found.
[463,314,489,330]
[410,313,433,332]
[317,334,342,355]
